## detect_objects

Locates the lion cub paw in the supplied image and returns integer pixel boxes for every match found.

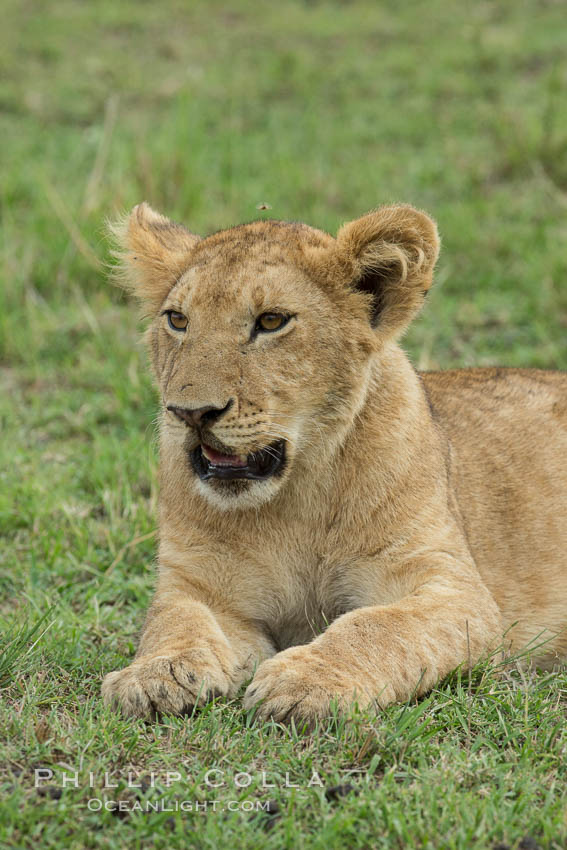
[243,645,379,726]
[102,648,233,719]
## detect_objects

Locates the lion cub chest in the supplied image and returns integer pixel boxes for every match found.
[240,551,360,651]
[269,596,343,651]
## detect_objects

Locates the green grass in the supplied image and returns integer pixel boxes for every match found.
[1,0,566,847]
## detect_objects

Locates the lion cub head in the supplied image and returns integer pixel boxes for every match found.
[111,203,439,509]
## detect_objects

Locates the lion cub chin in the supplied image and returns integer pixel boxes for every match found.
[102,201,567,725]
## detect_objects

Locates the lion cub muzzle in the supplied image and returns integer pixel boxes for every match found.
[167,401,287,482]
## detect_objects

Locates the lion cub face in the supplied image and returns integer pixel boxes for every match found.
[111,203,439,509]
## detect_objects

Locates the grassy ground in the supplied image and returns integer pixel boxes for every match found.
[1,0,566,847]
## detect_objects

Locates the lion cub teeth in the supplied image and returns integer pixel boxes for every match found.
[201,444,248,467]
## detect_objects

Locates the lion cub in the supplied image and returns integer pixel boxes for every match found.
[102,202,567,723]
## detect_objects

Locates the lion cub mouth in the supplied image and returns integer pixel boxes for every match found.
[190,440,287,481]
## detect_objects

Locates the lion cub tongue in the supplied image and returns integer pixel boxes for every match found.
[201,444,248,467]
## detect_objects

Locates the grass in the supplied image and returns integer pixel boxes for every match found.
[1,0,566,846]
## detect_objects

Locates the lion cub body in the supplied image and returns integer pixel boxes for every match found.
[422,367,567,662]
[102,203,566,723]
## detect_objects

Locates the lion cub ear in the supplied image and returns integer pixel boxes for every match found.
[336,204,440,337]
[108,202,201,315]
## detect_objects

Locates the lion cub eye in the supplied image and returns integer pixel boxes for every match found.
[164,311,188,332]
[256,313,290,333]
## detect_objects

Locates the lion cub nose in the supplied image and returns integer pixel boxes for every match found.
[167,399,233,427]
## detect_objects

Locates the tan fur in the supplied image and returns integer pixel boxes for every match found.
[102,202,567,724]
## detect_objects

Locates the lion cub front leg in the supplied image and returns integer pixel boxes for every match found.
[103,582,274,719]
[244,560,503,725]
